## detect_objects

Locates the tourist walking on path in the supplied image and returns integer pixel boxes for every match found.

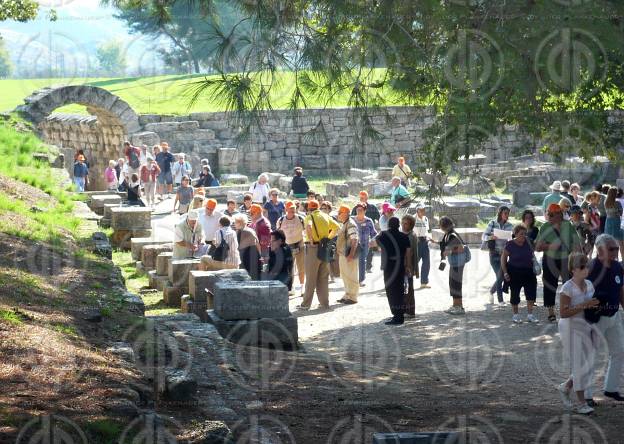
[140,157,160,208]
[290,167,309,199]
[233,214,262,280]
[595,184,608,234]
[239,193,253,221]
[298,199,340,310]
[374,217,412,325]
[584,234,624,405]
[543,181,563,212]
[482,205,513,304]
[265,230,294,291]
[127,173,144,206]
[73,155,89,192]
[198,198,223,249]
[557,252,599,415]
[535,203,582,322]
[351,191,380,273]
[379,203,395,231]
[115,158,128,191]
[560,180,574,204]
[521,209,539,244]
[401,215,420,318]
[559,198,572,220]
[321,202,340,282]
[277,201,306,293]
[392,156,412,187]
[104,160,118,191]
[250,204,272,259]
[263,188,285,230]
[223,199,239,217]
[249,174,270,204]
[582,191,602,242]
[570,205,595,257]
[173,210,204,260]
[353,203,377,286]
[155,142,175,197]
[414,204,431,288]
[123,141,142,176]
[389,176,410,207]
[172,154,192,188]
[604,187,624,259]
[201,216,240,271]
[570,183,583,205]
[501,224,539,323]
[336,205,360,304]
[439,217,466,315]
[173,175,193,215]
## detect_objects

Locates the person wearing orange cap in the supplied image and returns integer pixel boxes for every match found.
[336,205,360,304]
[392,156,412,187]
[198,198,223,249]
[250,203,272,258]
[277,201,306,292]
[535,203,582,322]
[72,153,89,192]
[351,191,380,273]
[298,199,340,310]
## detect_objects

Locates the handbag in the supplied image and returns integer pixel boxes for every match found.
[446,231,471,267]
[212,229,230,262]
[311,214,335,263]
[527,242,542,275]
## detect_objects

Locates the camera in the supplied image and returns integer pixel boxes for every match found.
[438,261,446,271]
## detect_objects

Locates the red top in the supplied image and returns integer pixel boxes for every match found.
[140,163,161,182]
[252,217,271,254]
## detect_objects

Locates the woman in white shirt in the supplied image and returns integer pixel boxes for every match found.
[249,173,270,204]
[557,252,600,415]
[200,216,240,270]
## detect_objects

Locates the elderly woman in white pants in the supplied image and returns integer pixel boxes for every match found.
[557,252,600,415]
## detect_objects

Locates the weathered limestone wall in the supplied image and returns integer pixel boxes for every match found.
[131,106,526,177]
[39,114,125,190]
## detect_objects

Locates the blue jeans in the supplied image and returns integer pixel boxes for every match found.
[417,238,430,284]
[74,176,85,192]
[358,243,369,284]
[489,252,504,302]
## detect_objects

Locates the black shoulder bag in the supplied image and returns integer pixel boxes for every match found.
[311,214,335,263]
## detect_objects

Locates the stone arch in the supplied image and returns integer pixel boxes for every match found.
[15,85,141,190]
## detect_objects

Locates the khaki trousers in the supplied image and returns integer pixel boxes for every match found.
[302,244,329,307]
[338,254,359,302]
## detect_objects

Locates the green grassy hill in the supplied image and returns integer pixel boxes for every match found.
[0,72,409,115]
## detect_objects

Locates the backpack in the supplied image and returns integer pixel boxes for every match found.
[212,229,230,262]
[277,214,304,231]
[210,177,220,187]
[128,148,140,169]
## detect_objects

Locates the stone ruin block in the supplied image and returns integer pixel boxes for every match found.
[131,237,172,261]
[278,176,293,190]
[377,167,394,181]
[163,284,184,307]
[189,269,250,321]
[217,147,238,174]
[203,184,248,198]
[226,191,246,204]
[110,207,152,230]
[220,173,248,184]
[207,311,298,349]
[130,131,160,148]
[148,270,169,291]
[168,259,201,291]
[349,168,375,179]
[111,229,152,250]
[213,280,290,321]
[181,295,192,313]
[505,175,549,193]
[345,179,364,196]
[156,252,173,276]
[325,183,349,198]
[364,181,392,198]
[431,227,483,245]
[434,198,481,228]
[89,194,122,215]
[141,244,173,270]
[264,172,285,188]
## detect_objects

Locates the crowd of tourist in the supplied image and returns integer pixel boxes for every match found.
[78,145,624,414]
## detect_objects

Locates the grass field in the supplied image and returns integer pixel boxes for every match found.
[0,71,409,115]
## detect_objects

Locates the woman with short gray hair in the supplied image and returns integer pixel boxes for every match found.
[249,173,271,204]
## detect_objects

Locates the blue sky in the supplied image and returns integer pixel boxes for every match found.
[0,0,162,75]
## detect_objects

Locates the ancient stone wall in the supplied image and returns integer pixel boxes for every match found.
[39,114,125,190]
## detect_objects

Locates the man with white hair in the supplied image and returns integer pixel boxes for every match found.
[389,176,410,207]
[172,153,192,188]
[249,173,270,204]
[173,209,204,259]
[584,233,624,405]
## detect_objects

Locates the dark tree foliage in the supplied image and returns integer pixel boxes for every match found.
[0,0,39,22]
[114,0,624,172]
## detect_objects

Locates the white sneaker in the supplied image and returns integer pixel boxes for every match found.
[499,300,506,306]
[558,382,574,408]
[512,314,522,323]
[573,403,594,415]
[527,314,539,323]
[445,306,465,315]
